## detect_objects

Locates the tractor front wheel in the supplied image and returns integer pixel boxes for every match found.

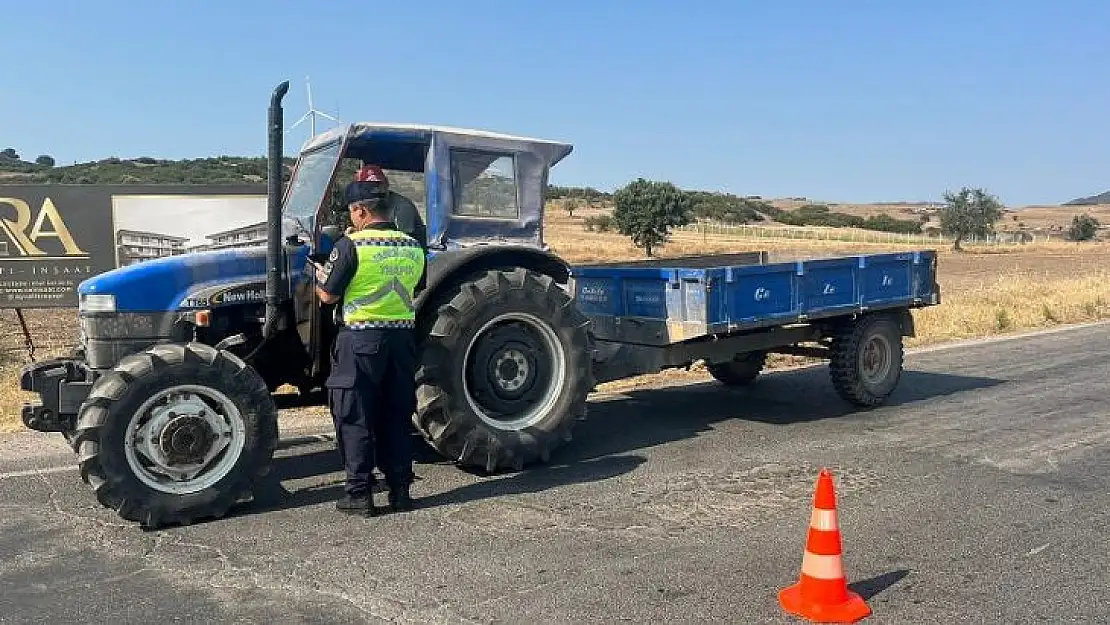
[71,342,278,528]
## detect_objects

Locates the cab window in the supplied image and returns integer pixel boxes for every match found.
[450,149,519,219]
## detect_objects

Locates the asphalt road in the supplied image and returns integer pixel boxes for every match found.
[2,323,1109,624]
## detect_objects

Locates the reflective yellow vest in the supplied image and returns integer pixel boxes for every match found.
[342,227,425,329]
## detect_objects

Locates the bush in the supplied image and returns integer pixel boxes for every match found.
[995,309,1012,332]
[862,213,923,234]
[1067,214,1100,241]
[546,185,612,202]
[685,191,766,224]
[583,214,613,232]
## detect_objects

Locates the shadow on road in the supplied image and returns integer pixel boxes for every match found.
[546,367,1004,465]
[849,569,911,600]
[245,448,645,517]
[234,365,999,521]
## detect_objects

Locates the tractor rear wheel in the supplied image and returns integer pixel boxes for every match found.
[71,342,278,527]
[415,268,593,472]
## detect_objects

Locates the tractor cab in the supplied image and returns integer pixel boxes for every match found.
[281,123,574,256]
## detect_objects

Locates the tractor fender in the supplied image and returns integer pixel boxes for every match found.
[415,245,571,318]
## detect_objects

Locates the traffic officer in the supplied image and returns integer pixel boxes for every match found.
[313,164,426,516]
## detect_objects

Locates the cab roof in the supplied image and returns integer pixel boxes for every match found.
[300,123,574,172]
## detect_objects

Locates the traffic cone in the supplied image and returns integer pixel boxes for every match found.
[778,468,871,623]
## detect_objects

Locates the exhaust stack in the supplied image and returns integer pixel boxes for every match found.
[263,80,290,339]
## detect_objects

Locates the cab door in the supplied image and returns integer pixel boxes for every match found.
[299,136,353,386]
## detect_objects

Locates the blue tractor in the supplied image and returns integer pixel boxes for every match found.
[19,81,594,526]
[19,81,940,528]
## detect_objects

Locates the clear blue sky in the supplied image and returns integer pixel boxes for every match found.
[3,1,1108,206]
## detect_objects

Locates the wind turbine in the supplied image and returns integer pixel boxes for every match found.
[287,76,340,138]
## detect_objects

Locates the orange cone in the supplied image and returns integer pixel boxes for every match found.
[778,468,871,623]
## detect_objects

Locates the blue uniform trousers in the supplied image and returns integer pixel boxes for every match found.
[325,326,416,497]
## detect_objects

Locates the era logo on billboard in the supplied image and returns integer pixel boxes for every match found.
[0,196,88,258]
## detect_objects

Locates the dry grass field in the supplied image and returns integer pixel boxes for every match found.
[762,196,1110,230]
[3,205,1109,433]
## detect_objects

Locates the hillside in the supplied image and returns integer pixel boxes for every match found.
[0,151,290,185]
[1065,190,1110,206]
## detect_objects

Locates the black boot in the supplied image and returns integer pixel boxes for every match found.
[335,493,375,516]
[387,486,414,513]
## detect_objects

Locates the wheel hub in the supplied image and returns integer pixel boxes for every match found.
[493,347,530,393]
[124,386,245,495]
[860,335,891,384]
[472,325,545,412]
[159,414,216,465]
[463,312,568,431]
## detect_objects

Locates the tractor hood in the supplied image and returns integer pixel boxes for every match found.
[77,247,307,313]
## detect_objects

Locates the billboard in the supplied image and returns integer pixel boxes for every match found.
[0,184,266,309]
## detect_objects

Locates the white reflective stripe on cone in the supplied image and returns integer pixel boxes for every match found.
[810,508,838,531]
[801,551,845,580]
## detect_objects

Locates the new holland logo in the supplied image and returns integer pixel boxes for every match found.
[0,197,88,259]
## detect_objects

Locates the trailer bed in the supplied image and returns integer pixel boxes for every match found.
[570,250,940,346]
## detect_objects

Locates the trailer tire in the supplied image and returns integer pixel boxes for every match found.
[71,342,278,528]
[829,313,904,407]
[707,351,767,386]
[415,267,593,472]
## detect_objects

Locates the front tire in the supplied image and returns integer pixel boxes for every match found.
[829,313,904,407]
[72,342,278,527]
[415,268,593,472]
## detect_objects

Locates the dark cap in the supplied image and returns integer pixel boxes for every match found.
[345,181,387,204]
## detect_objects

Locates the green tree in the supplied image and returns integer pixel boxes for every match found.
[1,148,18,160]
[939,187,1004,250]
[35,155,55,167]
[612,178,692,256]
[1067,213,1100,241]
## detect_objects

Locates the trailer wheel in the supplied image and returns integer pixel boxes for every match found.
[829,314,904,407]
[707,351,767,386]
[71,342,278,528]
[415,267,593,472]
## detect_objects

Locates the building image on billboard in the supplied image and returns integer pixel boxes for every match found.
[187,221,267,252]
[116,229,189,266]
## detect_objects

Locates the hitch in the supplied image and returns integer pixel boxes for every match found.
[19,359,95,433]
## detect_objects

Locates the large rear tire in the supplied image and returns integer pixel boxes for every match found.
[415,268,593,472]
[72,342,278,528]
[829,313,904,407]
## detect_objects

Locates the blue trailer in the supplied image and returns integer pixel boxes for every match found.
[571,250,939,405]
[18,81,941,527]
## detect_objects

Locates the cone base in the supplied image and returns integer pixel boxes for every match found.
[778,581,871,624]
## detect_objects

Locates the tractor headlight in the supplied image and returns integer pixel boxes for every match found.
[79,294,116,313]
